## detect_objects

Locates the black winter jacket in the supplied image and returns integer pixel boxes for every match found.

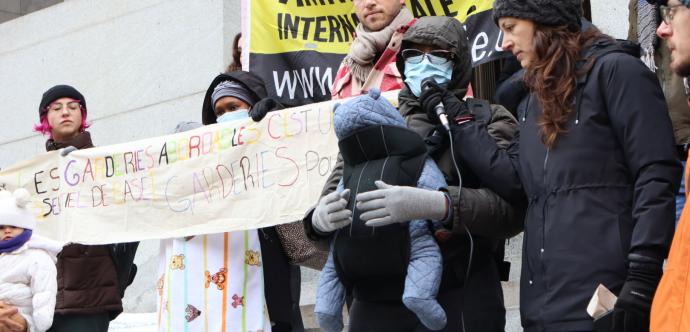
[450,39,682,331]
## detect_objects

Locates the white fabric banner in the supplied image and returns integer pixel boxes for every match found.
[0,91,399,245]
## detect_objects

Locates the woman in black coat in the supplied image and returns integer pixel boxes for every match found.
[419,1,682,331]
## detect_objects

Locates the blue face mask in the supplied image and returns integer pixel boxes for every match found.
[216,109,249,123]
[404,55,453,97]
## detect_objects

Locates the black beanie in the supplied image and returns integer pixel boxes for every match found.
[39,85,86,118]
[493,0,582,32]
[647,0,690,5]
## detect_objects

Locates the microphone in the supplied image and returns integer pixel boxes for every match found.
[422,78,450,131]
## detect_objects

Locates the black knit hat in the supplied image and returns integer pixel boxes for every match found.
[646,0,690,5]
[493,0,583,32]
[38,85,86,118]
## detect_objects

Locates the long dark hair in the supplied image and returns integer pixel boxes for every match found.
[524,25,607,148]
[226,33,242,72]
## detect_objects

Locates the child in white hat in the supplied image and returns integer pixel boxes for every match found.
[0,189,61,332]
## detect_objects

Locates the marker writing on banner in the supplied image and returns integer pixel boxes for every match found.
[163,147,297,213]
[266,109,315,139]
[40,173,157,216]
[162,141,337,214]
[28,104,337,219]
[33,167,60,196]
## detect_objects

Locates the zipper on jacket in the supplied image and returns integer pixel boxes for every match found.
[523,206,535,285]
[521,94,531,122]
[539,148,550,284]
[574,86,584,125]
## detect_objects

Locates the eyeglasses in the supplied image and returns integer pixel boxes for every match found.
[400,49,455,65]
[47,100,81,113]
[661,4,685,24]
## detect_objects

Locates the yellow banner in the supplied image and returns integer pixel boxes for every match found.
[250,0,495,54]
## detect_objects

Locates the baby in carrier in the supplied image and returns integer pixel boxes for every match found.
[315,89,449,331]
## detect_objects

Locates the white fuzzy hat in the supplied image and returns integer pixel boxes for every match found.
[0,188,36,230]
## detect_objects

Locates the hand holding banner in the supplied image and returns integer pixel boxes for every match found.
[0,90,400,245]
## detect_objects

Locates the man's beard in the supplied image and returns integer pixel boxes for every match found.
[674,57,690,77]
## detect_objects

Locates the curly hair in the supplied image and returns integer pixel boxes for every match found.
[524,25,607,148]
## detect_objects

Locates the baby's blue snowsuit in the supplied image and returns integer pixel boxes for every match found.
[314,89,447,331]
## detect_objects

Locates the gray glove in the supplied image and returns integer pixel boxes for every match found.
[312,189,352,233]
[356,180,448,227]
[60,146,77,156]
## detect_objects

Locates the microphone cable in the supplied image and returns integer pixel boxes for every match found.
[446,121,474,332]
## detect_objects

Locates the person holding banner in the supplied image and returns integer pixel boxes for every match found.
[155,120,272,332]
[419,0,682,331]
[33,85,139,332]
[200,71,303,332]
[330,0,414,100]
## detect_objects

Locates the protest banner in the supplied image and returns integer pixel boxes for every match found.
[244,0,508,105]
[0,90,400,245]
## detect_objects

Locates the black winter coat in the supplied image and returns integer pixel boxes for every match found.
[451,39,682,331]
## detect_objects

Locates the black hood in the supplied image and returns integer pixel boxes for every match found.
[201,71,268,125]
[397,16,473,117]
[584,38,641,59]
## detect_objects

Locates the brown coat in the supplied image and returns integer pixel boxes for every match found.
[46,132,123,317]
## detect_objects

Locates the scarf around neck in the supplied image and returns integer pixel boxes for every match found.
[637,0,658,71]
[45,131,94,152]
[0,229,32,254]
[344,7,414,83]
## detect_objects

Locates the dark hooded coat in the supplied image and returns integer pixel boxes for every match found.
[201,71,268,125]
[305,16,518,332]
[449,35,682,331]
[395,16,523,331]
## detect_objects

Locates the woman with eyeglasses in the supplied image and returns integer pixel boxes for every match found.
[417,1,682,331]
[350,15,523,332]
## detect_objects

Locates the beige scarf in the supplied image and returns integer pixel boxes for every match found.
[344,7,413,84]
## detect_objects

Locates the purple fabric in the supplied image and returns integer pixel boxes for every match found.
[0,229,32,254]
